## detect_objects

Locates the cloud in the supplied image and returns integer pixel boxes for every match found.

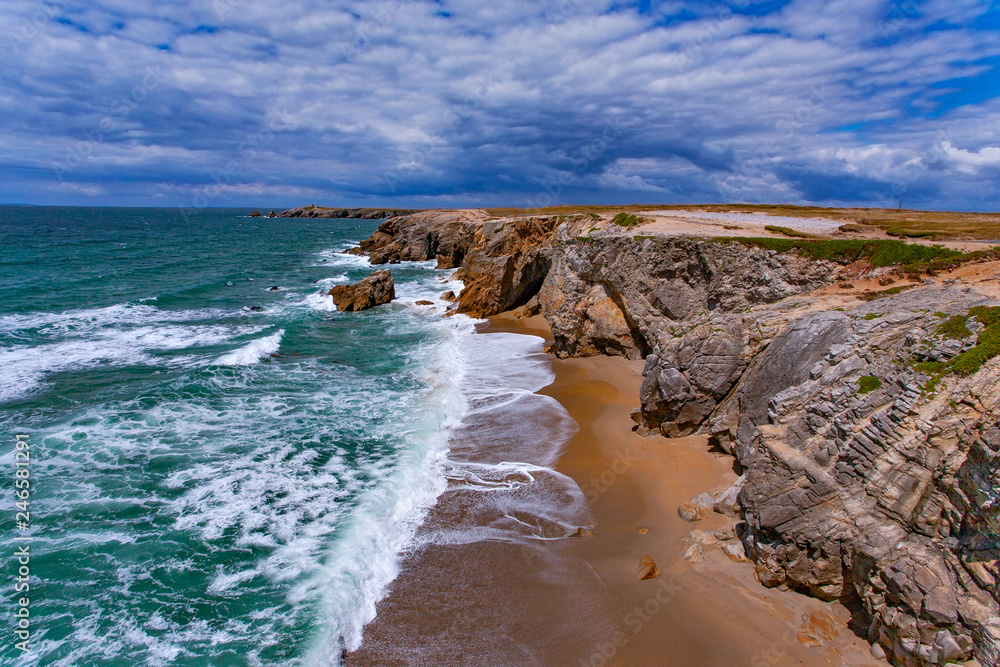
[0,0,997,209]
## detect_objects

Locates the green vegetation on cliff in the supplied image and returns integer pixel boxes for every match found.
[610,212,643,228]
[915,306,1000,390]
[714,237,963,267]
[857,375,882,394]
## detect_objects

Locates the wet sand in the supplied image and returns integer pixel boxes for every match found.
[346,313,884,666]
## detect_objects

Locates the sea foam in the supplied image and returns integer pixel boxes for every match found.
[213,329,284,366]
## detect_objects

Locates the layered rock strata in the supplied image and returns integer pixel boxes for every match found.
[651,287,1000,666]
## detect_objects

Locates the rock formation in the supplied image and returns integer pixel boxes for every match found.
[655,287,1000,666]
[329,270,395,312]
[277,205,418,219]
[347,207,1000,665]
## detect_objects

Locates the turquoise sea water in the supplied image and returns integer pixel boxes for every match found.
[0,207,485,665]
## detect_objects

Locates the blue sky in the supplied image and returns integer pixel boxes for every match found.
[1,0,999,210]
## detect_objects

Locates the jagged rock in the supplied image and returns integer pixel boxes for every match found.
[441,291,457,302]
[456,216,560,317]
[713,526,737,541]
[541,236,836,360]
[713,476,745,518]
[540,276,640,358]
[640,319,750,435]
[683,544,703,563]
[638,555,660,580]
[329,270,395,312]
[415,300,434,306]
[659,286,1000,664]
[356,211,478,268]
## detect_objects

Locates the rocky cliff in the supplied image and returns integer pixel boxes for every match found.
[650,287,1000,666]
[349,208,1000,665]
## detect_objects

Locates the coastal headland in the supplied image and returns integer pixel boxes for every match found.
[314,204,1000,666]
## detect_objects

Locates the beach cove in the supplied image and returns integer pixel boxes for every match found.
[346,311,882,666]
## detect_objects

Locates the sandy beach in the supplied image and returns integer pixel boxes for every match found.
[347,312,886,666]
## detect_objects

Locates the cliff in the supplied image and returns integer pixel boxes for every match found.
[350,208,1000,665]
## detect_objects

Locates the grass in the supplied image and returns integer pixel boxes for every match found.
[838,223,873,233]
[611,212,644,228]
[935,315,971,340]
[863,313,882,320]
[857,375,882,394]
[913,360,948,374]
[949,307,1000,375]
[860,286,915,301]
[913,306,1000,389]
[713,237,964,268]
[765,225,823,239]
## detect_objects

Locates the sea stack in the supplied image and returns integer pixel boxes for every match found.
[329,270,395,312]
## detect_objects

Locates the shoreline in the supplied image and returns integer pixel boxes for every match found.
[488,313,883,666]
[347,311,885,666]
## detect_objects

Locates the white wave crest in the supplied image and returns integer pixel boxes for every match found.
[213,330,284,366]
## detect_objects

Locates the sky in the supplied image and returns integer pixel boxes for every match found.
[1,0,999,211]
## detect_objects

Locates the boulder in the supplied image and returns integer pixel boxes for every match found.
[678,493,715,522]
[638,555,660,580]
[329,270,395,312]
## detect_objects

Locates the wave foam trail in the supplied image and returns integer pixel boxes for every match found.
[0,322,251,403]
[301,309,472,665]
[0,302,224,336]
[213,330,284,366]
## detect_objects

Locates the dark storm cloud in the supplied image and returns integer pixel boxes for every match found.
[1,0,998,209]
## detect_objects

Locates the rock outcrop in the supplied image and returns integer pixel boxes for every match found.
[350,210,480,268]
[347,207,1000,665]
[329,270,395,311]
[541,234,836,360]
[642,286,1000,665]
[278,206,419,219]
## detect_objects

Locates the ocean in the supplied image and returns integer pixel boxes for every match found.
[0,207,581,666]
